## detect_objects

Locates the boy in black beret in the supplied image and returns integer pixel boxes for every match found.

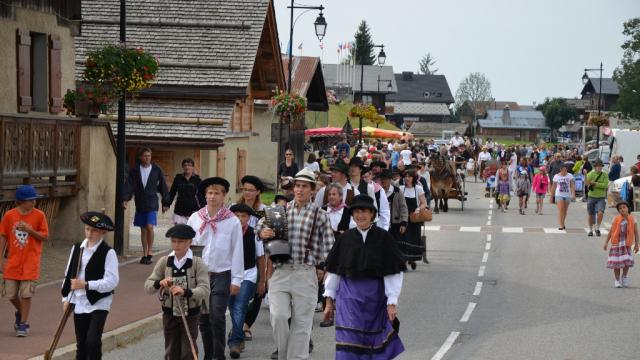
[226,204,266,358]
[144,224,210,360]
[61,211,119,359]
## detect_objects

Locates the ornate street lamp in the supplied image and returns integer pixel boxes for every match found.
[314,10,327,41]
[582,62,604,147]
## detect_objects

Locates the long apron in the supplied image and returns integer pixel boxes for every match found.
[398,188,424,261]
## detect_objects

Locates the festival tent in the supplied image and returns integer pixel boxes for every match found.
[305,127,344,136]
[359,126,414,140]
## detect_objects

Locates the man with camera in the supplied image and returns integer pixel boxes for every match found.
[585,159,609,237]
[256,168,334,360]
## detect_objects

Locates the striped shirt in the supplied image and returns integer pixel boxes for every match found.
[257,200,334,265]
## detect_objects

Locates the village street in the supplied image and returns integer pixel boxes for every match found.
[104,180,640,360]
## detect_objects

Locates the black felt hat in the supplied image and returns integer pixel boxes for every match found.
[370,160,387,169]
[241,175,265,192]
[274,194,290,203]
[329,161,349,176]
[165,224,196,239]
[80,211,115,232]
[199,177,230,195]
[379,169,393,179]
[348,194,377,215]
[230,203,257,217]
[349,157,365,169]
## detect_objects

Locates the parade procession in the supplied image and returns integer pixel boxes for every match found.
[1,1,640,359]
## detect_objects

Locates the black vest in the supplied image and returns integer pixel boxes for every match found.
[322,206,351,239]
[61,241,114,305]
[243,227,257,270]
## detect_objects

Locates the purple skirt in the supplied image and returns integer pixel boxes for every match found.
[335,277,404,359]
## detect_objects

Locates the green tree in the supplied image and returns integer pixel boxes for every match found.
[536,97,578,130]
[348,20,376,65]
[613,17,640,119]
[454,72,492,121]
[419,53,438,75]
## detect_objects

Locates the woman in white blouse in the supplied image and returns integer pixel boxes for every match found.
[399,169,428,270]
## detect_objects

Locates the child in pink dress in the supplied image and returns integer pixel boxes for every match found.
[532,166,550,215]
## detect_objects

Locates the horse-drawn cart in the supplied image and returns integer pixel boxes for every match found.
[430,153,466,212]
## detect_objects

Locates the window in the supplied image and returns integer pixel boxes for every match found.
[30,32,48,112]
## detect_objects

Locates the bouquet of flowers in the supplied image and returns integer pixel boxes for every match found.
[271,91,307,122]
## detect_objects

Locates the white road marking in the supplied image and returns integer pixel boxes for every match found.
[485,242,491,250]
[425,225,441,231]
[603,222,612,229]
[460,302,477,322]
[486,220,491,226]
[478,265,486,277]
[502,227,523,233]
[473,281,483,296]
[482,252,489,263]
[544,228,566,234]
[487,215,492,220]
[488,209,493,214]
[431,331,460,360]
[487,234,492,242]
[460,226,481,232]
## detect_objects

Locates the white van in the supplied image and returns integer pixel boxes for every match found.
[586,129,640,171]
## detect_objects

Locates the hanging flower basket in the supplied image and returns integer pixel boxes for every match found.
[588,114,609,127]
[271,91,307,123]
[84,44,159,98]
[349,103,385,124]
[63,85,111,117]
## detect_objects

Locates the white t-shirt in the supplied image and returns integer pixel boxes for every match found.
[400,185,425,198]
[478,151,491,162]
[400,149,413,165]
[553,173,574,198]
[304,161,320,173]
[450,136,464,147]
[140,164,152,188]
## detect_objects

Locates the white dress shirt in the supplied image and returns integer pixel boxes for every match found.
[62,239,120,314]
[375,188,391,231]
[170,248,193,270]
[187,210,244,287]
[326,206,356,232]
[140,164,152,188]
[323,227,403,305]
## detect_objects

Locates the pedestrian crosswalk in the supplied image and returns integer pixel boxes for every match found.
[422,225,609,235]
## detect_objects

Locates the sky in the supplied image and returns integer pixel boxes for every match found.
[274,0,640,106]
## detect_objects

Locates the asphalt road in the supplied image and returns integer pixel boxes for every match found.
[105,180,640,360]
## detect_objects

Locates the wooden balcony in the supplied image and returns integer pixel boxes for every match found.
[0,113,81,202]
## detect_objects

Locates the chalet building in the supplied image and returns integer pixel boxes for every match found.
[78,0,285,199]
[475,105,549,142]
[281,56,329,168]
[580,78,620,112]
[322,64,397,114]
[0,0,118,244]
[386,72,454,128]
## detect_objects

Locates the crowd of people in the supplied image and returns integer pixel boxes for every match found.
[2,134,640,359]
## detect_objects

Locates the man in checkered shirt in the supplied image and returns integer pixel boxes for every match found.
[257,168,334,360]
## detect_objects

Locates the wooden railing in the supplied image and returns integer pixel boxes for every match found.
[0,113,81,202]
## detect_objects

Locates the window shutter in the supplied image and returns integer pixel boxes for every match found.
[236,149,247,190]
[49,35,63,113]
[16,29,32,113]
[241,98,252,132]
[216,149,225,178]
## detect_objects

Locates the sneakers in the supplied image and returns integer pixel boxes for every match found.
[595,229,601,237]
[622,277,630,287]
[14,311,21,331]
[615,280,623,288]
[15,322,29,337]
[587,231,594,237]
[139,255,153,264]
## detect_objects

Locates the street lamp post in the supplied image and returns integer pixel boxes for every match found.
[113,0,127,255]
[358,44,386,146]
[582,62,603,148]
[280,1,326,184]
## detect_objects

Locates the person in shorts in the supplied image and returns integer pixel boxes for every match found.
[0,185,49,337]
[585,159,609,237]
[550,163,575,230]
[124,147,170,265]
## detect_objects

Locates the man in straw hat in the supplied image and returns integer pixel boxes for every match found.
[187,177,244,360]
[257,168,334,360]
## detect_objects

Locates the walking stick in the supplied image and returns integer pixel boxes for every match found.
[173,292,198,360]
[44,247,84,360]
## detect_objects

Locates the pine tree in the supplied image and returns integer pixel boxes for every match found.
[419,53,438,75]
[352,20,376,65]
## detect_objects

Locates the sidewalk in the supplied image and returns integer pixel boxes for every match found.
[0,252,170,360]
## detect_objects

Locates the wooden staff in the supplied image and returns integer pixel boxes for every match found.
[174,294,198,360]
[44,247,84,360]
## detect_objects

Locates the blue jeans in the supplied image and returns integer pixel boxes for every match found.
[227,280,256,346]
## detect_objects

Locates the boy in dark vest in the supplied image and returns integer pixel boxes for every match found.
[144,224,210,360]
[61,211,119,359]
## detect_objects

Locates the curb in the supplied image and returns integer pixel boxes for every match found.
[28,313,163,360]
